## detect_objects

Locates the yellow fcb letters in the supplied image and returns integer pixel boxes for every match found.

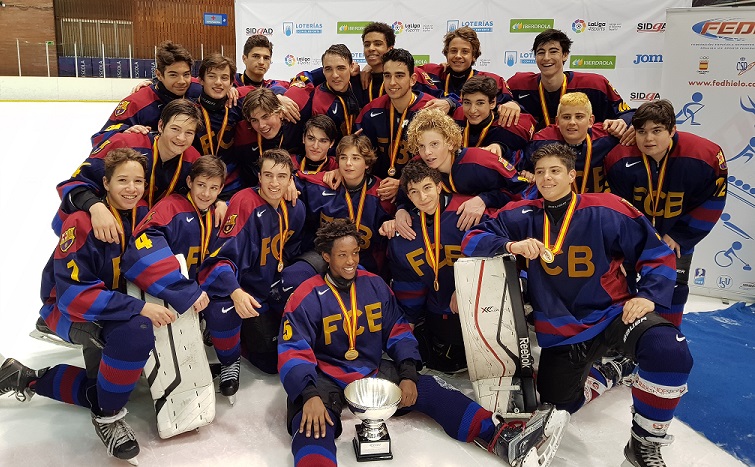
[260,230,295,266]
[632,187,685,219]
[537,245,595,277]
[323,302,382,345]
[406,244,462,276]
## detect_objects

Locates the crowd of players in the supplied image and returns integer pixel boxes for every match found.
[0,23,729,467]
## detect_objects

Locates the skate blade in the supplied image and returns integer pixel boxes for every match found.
[227,394,236,406]
[519,410,570,467]
[126,456,139,465]
[29,330,81,349]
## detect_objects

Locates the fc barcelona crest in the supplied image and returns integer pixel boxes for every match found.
[499,157,515,172]
[223,214,237,234]
[716,150,727,170]
[114,100,130,117]
[59,227,76,252]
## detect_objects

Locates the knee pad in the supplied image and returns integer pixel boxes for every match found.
[635,326,693,374]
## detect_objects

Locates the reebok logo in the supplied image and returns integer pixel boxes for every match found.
[221,305,234,314]
[625,160,642,168]
[257,209,266,218]
[370,110,384,117]
[186,216,194,223]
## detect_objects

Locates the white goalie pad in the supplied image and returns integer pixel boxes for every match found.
[454,254,537,416]
[127,255,215,439]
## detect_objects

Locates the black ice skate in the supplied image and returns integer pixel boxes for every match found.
[91,408,140,465]
[480,403,570,467]
[0,357,46,402]
[28,316,81,349]
[219,359,240,405]
[623,430,674,467]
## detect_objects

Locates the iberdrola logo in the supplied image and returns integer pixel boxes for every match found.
[511,22,524,31]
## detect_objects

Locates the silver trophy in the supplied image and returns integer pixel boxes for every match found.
[344,378,402,461]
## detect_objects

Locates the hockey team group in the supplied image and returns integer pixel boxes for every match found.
[0,23,728,467]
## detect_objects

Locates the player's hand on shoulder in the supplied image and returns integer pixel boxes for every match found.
[89,202,123,243]
[398,379,418,408]
[376,177,399,202]
[621,297,655,324]
[131,79,152,94]
[277,95,301,123]
[378,219,397,238]
[455,196,486,231]
[497,101,521,127]
[225,86,239,108]
[394,209,416,240]
[481,143,504,158]
[423,98,451,115]
[141,302,176,327]
[603,118,628,138]
[300,396,334,438]
[214,200,228,228]
[284,178,300,205]
[124,124,151,135]
[619,125,636,146]
[322,169,342,190]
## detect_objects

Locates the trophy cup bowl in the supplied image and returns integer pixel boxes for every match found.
[344,378,402,461]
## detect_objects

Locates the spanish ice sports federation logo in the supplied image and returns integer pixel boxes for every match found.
[59,227,76,252]
[223,214,237,234]
[572,19,587,33]
[284,55,296,67]
[392,22,404,34]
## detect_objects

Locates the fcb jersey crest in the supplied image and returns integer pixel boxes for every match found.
[291,81,306,88]
[59,227,76,252]
[499,156,515,172]
[222,214,237,234]
[114,100,130,117]
[716,150,727,170]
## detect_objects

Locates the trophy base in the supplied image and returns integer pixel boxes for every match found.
[353,425,393,461]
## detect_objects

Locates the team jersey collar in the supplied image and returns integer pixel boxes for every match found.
[241,72,264,87]
[325,271,354,291]
[198,91,227,113]
[468,113,494,133]
[154,81,183,102]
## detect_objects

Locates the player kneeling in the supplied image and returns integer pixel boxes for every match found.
[0,149,170,465]
[277,219,567,467]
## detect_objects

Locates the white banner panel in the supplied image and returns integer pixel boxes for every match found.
[234,0,690,108]
[663,7,755,300]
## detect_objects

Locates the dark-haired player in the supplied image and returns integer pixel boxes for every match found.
[234,34,289,91]
[463,143,693,467]
[605,99,727,326]
[292,115,339,174]
[277,218,568,467]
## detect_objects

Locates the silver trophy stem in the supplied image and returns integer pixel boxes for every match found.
[361,418,388,441]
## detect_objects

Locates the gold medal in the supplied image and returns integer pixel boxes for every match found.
[433,280,439,292]
[387,167,396,177]
[540,248,555,264]
[345,349,359,360]
[277,261,284,272]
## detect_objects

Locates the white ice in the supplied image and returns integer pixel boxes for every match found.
[0,102,747,467]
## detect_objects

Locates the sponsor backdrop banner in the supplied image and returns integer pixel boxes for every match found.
[235,0,689,108]
[663,8,755,301]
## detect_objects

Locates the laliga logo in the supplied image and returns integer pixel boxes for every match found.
[692,18,755,41]
[572,19,586,33]
[284,54,296,66]
[392,21,404,34]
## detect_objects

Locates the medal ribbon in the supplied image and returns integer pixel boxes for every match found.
[148,136,183,208]
[344,182,368,232]
[538,74,567,126]
[642,140,673,227]
[444,68,474,96]
[187,193,213,263]
[420,207,442,291]
[368,79,384,101]
[107,203,137,256]
[463,117,493,148]
[543,192,578,256]
[200,105,229,157]
[327,83,353,134]
[570,133,592,194]
[325,276,359,354]
[440,155,458,193]
[256,132,285,161]
[388,93,417,175]
[274,202,290,269]
[301,158,327,175]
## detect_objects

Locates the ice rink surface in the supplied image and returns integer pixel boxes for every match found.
[0,102,748,467]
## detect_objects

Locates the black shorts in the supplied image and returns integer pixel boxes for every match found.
[537,312,676,406]
[240,311,282,354]
[285,360,401,438]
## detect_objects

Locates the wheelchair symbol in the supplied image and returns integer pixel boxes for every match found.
[715,241,752,271]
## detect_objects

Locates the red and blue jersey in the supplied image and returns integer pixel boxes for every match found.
[507,71,631,130]
[198,188,305,309]
[285,81,361,143]
[54,132,200,235]
[122,194,219,313]
[462,193,677,347]
[356,92,436,179]
[277,270,420,399]
[526,124,619,192]
[233,72,289,93]
[297,172,396,275]
[389,193,485,322]
[40,203,150,342]
[451,108,537,155]
[420,64,514,107]
[604,131,727,253]
[231,120,304,190]
[91,81,203,146]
